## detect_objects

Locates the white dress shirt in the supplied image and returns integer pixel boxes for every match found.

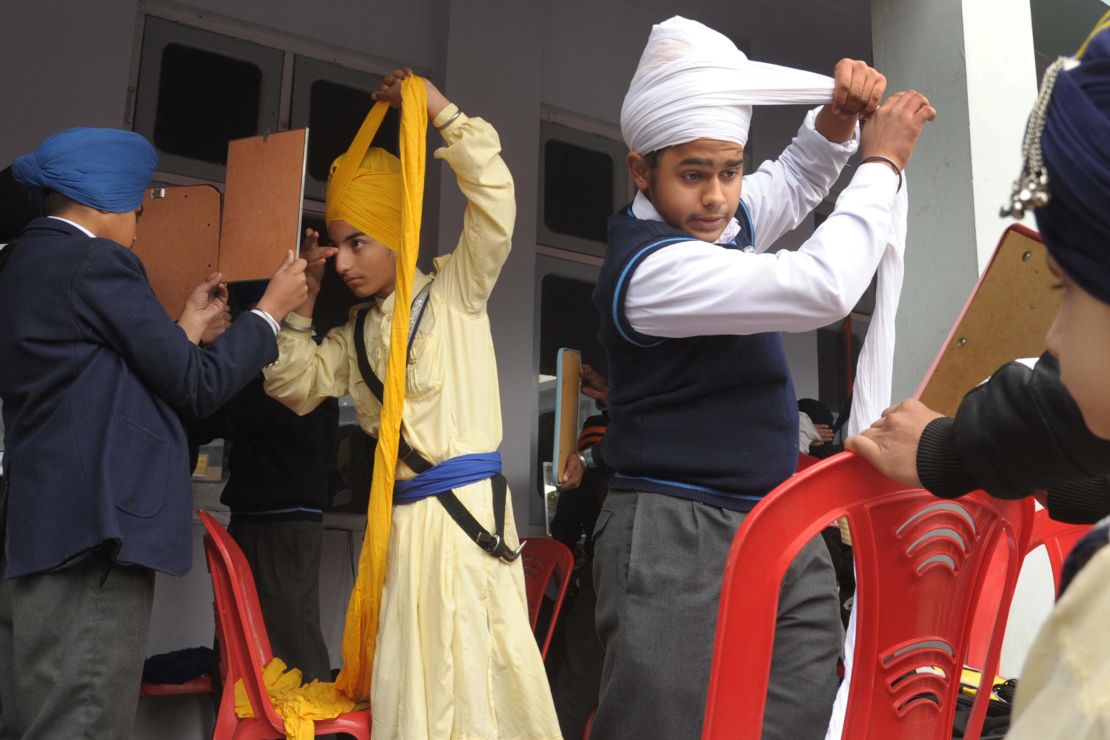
[625,107,900,338]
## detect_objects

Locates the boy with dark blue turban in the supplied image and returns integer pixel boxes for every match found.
[845,13,1110,736]
[0,127,314,738]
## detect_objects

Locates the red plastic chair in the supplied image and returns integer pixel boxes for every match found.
[1026,507,1091,589]
[520,536,575,661]
[140,675,213,697]
[965,506,1090,668]
[198,511,371,739]
[797,452,820,471]
[703,453,1033,740]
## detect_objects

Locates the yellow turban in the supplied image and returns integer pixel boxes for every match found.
[326,146,403,252]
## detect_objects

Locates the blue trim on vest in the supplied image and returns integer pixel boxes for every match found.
[393,452,502,504]
[612,236,688,347]
[610,474,766,513]
[738,198,756,246]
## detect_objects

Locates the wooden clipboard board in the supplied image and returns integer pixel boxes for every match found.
[220,128,308,281]
[915,224,1060,416]
[552,348,582,484]
[133,129,309,312]
[132,185,221,319]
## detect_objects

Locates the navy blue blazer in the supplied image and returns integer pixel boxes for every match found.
[0,218,278,577]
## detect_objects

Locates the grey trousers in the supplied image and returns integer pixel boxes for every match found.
[0,550,155,740]
[228,519,332,682]
[591,491,842,740]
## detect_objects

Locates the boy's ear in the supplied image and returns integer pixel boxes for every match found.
[627,151,653,193]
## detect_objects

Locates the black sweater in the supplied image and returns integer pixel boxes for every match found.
[191,375,339,518]
[917,353,1110,523]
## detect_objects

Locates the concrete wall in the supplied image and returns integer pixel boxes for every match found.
[0,1,139,163]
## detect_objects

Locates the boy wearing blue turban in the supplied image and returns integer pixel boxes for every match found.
[0,127,314,738]
[845,13,1110,737]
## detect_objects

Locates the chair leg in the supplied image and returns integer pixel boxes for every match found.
[212,677,240,740]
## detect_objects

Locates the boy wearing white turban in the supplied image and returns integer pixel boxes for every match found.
[590,16,935,740]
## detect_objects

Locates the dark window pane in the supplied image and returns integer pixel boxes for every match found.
[543,139,614,243]
[154,44,262,164]
[307,79,397,183]
[539,274,606,378]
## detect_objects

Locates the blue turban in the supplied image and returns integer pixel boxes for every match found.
[1036,22,1110,304]
[11,128,158,213]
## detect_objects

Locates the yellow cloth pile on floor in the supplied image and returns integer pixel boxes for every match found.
[234,658,365,739]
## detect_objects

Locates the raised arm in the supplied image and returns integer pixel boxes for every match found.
[430,103,515,314]
[625,90,934,339]
[71,242,280,419]
[742,59,885,252]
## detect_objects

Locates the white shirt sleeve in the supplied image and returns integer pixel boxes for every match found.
[742,107,858,253]
[250,308,281,335]
[624,162,900,338]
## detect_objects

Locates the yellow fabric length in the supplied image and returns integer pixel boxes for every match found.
[334,77,428,702]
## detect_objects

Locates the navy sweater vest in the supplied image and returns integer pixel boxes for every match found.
[593,203,798,511]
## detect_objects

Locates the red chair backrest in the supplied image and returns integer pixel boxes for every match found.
[797,452,820,471]
[198,510,286,730]
[703,453,1033,740]
[520,536,575,660]
[965,506,1090,668]
[1027,507,1091,588]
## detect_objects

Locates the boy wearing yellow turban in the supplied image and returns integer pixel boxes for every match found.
[264,69,559,740]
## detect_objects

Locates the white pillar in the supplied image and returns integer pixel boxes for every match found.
[438,0,545,531]
[871,0,1037,399]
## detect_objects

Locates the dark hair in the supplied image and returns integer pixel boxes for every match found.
[798,398,835,427]
[41,190,79,217]
[643,148,669,169]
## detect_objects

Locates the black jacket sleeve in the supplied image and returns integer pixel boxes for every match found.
[916,353,1110,521]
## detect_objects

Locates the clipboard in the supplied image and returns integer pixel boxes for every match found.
[915,224,1060,416]
[552,348,582,484]
[133,129,309,314]
[132,185,221,319]
[219,128,309,281]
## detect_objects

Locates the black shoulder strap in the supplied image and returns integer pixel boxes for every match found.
[353,282,435,474]
[353,308,385,404]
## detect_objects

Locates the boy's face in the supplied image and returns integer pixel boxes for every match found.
[328,219,397,299]
[1045,255,1110,439]
[628,138,744,243]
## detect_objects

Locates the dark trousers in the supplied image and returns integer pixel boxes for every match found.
[0,550,155,739]
[227,519,332,682]
[550,567,605,740]
[591,491,842,740]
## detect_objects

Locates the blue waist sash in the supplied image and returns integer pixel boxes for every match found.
[393,452,502,504]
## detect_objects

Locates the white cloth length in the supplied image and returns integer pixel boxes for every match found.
[826,177,909,740]
[625,108,902,340]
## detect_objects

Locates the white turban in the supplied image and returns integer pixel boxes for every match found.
[621,16,837,153]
